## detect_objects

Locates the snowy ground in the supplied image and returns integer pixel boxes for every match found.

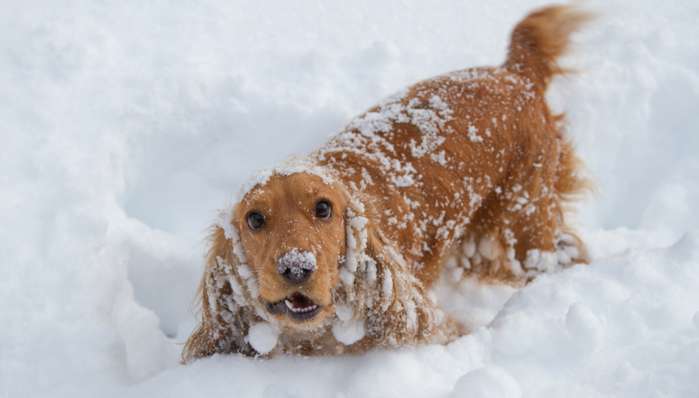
[2,1,699,397]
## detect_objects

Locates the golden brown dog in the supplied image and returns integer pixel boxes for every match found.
[183,4,591,361]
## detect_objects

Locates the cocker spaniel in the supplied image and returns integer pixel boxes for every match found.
[183,4,591,361]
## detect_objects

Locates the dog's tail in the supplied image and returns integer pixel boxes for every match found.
[504,5,592,88]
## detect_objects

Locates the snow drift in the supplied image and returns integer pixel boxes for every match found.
[1,1,698,397]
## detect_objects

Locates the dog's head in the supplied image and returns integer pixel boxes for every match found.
[183,167,443,361]
[230,171,349,330]
[182,168,456,362]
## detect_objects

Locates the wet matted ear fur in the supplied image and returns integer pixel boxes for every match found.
[182,211,271,362]
[332,197,463,350]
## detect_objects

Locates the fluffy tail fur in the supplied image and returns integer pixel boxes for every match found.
[505,4,592,88]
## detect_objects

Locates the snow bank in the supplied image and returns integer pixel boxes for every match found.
[1,1,698,397]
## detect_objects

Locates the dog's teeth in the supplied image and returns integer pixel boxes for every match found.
[284,299,318,313]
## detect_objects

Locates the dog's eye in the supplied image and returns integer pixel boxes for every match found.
[314,199,332,219]
[246,211,266,230]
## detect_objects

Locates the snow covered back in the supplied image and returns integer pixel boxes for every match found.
[2,1,698,397]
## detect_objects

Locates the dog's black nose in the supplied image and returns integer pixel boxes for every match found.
[277,249,316,284]
[279,266,313,284]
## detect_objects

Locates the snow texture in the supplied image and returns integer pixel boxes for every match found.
[450,366,522,398]
[2,1,699,397]
[332,318,366,345]
[276,249,317,275]
[247,323,279,355]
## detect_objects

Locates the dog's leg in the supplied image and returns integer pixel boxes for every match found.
[503,135,589,279]
[443,139,588,285]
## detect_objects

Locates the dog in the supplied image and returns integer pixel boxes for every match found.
[183,4,591,361]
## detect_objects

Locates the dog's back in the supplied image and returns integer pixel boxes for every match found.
[318,5,591,286]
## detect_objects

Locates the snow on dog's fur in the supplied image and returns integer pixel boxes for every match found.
[183,4,591,361]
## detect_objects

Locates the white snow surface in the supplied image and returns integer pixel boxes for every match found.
[2,1,699,397]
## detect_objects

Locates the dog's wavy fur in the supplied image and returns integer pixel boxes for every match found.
[183,4,591,362]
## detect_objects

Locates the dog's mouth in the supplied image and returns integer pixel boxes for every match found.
[266,292,321,321]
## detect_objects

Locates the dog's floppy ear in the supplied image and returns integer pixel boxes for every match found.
[182,210,271,362]
[333,197,461,347]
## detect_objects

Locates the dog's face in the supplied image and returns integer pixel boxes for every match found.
[233,172,347,330]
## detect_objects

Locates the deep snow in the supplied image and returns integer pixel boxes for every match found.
[1,1,698,397]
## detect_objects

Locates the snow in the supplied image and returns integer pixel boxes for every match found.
[276,249,317,275]
[467,124,483,143]
[247,323,279,355]
[450,366,522,398]
[332,319,366,346]
[2,1,699,397]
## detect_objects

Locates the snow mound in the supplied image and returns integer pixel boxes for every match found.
[450,366,521,398]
